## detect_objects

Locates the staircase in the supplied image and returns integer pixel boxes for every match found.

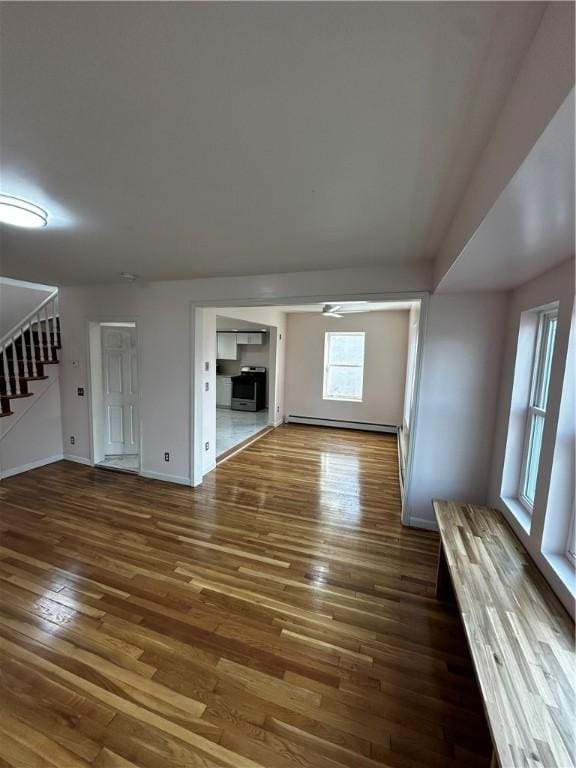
[0,291,61,418]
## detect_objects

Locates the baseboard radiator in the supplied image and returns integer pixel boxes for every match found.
[286,415,397,434]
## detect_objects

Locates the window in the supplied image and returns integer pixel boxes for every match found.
[518,309,558,511]
[323,332,365,402]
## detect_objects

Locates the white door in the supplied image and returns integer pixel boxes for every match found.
[102,326,139,455]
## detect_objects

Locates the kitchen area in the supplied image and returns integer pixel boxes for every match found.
[216,317,272,458]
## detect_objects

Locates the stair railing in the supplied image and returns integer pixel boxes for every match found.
[0,289,59,397]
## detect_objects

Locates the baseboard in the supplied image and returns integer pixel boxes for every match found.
[409,516,439,532]
[62,454,92,466]
[0,453,64,480]
[287,415,397,433]
[140,469,191,486]
[273,418,284,427]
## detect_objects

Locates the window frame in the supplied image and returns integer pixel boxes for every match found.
[518,309,558,513]
[566,503,576,567]
[322,331,366,403]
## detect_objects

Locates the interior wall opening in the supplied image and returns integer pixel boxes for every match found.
[89,320,140,474]
[192,295,426,529]
[215,314,275,461]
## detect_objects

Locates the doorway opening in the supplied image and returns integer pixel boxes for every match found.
[193,295,427,530]
[215,315,274,461]
[88,321,140,474]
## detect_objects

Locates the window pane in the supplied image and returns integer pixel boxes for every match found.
[328,334,365,366]
[523,413,545,506]
[326,365,363,400]
[535,316,557,408]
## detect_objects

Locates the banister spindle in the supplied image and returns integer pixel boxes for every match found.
[21,324,30,380]
[12,333,20,395]
[43,305,49,359]
[0,346,5,395]
[36,312,45,363]
[48,298,55,352]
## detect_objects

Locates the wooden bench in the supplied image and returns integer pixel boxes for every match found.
[433,500,576,768]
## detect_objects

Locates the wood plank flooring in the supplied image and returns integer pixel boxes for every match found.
[0,425,492,768]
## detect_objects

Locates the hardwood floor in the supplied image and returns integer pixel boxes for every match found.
[0,425,492,768]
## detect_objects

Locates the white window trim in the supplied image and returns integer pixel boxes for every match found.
[323,331,365,403]
[567,504,576,567]
[518,309,558,513]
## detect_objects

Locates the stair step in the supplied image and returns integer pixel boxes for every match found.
[0,411,14,418]
[0,376,48,383]
[5,392,33,400]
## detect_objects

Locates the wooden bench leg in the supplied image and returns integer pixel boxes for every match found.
[435,543,454,602]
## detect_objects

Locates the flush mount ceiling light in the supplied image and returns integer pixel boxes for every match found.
[119,272,139,282]
[0,194,47,228]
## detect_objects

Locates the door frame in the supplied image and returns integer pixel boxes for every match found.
[86,317,142,472]
[189,291,429,529]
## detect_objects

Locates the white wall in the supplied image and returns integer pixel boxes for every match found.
[0,372,63,478]
[88,323,106,464]
[58,264,427,485]
[406,292,508,528]
[0,280,53,337]
[285,310,408,427]
[487,259,575,616]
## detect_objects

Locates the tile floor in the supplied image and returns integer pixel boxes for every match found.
[216,407,269,457]
[96,454,140,473]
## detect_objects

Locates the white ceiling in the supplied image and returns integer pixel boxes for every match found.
[0,2,545,285]
[437,89,575,293]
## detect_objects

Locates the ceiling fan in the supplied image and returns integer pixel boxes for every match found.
[321,303,367,318]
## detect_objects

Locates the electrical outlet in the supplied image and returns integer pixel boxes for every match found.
[204,361,209,372]
[77,387,84,396]
[277,405,280,413]
[70,436,75,445]
[164,452,170,462]
[72,360,79,368]
[205,381,209,392]
[205,442,209,451]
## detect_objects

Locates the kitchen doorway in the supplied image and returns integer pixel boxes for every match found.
[215,316,273,461]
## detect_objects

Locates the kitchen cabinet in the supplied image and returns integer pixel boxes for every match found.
[217,333,238,360]
[236,332,265,345]
[216,376,233,407]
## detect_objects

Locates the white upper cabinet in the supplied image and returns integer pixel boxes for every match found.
[236,332,265,345]
[217,333,238,360]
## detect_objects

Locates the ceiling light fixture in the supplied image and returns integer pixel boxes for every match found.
[0,194,47,228]
[119,272,139,281]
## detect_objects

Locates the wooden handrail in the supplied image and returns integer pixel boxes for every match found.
[0,288,58,349]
